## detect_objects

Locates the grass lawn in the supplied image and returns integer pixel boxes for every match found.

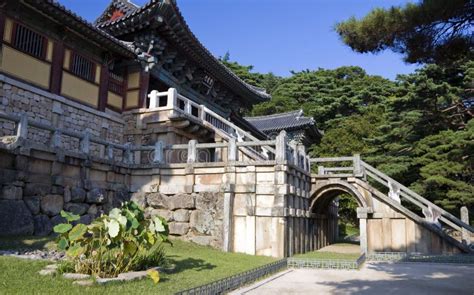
[0,237,275,294]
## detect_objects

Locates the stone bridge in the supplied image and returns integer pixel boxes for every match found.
[0,110,472,258]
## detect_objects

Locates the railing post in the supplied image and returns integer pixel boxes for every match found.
[50,130,62,149]
[123,143,133,164]
[80,131,90,155]
[106,145,114,161]
[187,139,197,163]
[318,166,325,175]
[353,154,362,176]
[227,138,237,162]
[16,113,28,140]
[167,88,177,108]
[275,130,287,163]
[461,206,470,246]
[290,143,298,166]
[148,90,159,108]
[153,141,164,164]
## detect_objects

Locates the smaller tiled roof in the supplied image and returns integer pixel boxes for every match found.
[95,0,140,25]
[245,110,315,133]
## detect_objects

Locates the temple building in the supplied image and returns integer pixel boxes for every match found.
[245,110,322,148]
[0,0,469,259]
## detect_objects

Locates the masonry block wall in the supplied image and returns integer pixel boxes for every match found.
[0,77,125,157]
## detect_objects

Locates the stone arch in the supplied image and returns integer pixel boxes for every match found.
[310,180,370,213]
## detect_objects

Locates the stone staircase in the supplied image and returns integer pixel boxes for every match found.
[312,156,474,253]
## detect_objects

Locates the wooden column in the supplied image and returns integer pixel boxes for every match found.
[0,13,5,45]
[139,71,150,108]
[49,41,65,95]
[98,64,109,111]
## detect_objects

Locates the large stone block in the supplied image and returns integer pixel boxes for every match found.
[41,194,64,216]
[145,208,173,221]
[24,195,41,215]
[71,187,86,203]
[1,185,23,200]
[34,214,52,236]
[173,209,190,222]
[64,203,89,215]
[165,193,195,210]
[0,200,34,235]
[24,183,51,197]
[86,188,106,204]
[146,192,166,209]
[190,210,214,235]
[169,222,190,236]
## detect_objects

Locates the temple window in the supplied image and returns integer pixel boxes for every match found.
[109,72,125,96]
[12,23,47,60]
[70,52,96,82]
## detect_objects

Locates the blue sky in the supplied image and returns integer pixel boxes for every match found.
[59,0,419,80]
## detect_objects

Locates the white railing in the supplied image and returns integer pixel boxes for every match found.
[148,88,276,161]
[310,155,473,250]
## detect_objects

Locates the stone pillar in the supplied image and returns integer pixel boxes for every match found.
[275,131,287,163]
[153,141,164,164]
[357,207,369,254]
[16,114,28,141]
[222,162,236,252]
[227,138,237,162]
[461,206,470,246]
[80,132,90,155]
[167,88,178,109]
[148,90,159,108]
[353,154,362,176]
[187,140,197,164]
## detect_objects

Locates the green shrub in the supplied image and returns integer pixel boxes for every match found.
[53,202,170,278]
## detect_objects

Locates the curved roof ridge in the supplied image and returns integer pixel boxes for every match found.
[96,0,271,102]
[245,109,306,120]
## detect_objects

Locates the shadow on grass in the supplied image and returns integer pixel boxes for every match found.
[0,235,56,251]
[167,255,216,273]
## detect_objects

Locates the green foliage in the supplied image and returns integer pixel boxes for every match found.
[251,66,395,129]
[337,195,359,227]
[219,54,282,95]
[53,202,170,278]
[336,0,473,64]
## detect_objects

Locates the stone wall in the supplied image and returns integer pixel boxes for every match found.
[132,192,224,248]
[0,75,124,157]
[0,148,130,236]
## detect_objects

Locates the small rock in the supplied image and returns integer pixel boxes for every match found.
[39,268,56,276]
[86,188,106,204]
[73,280,94,286]
[45,264,58,270]
[63,273,91,280]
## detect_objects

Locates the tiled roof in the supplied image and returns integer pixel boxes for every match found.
[23,0,135,58]
[96,0,271,103]
[245,110,316,132]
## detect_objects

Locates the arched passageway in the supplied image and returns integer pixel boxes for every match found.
[308,181,369,254]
